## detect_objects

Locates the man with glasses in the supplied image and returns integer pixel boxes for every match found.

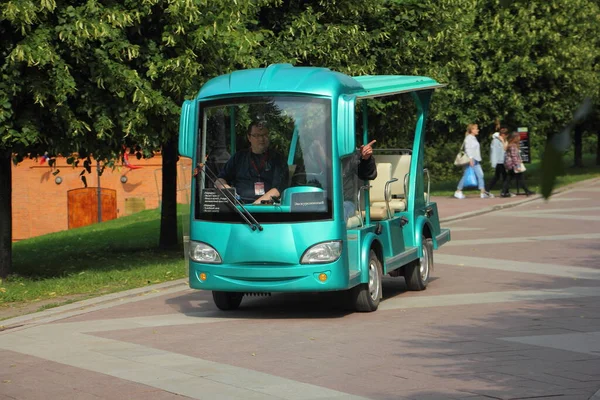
[216,121,289,204]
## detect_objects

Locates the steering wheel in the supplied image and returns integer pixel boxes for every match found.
[291,172,324,188]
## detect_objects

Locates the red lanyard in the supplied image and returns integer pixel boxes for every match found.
[250,151,269,176]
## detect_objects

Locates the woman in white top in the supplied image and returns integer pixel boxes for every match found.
[454,124,492,199]
[486,127,511,196]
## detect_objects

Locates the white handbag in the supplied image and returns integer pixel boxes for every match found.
[454,141,470,166]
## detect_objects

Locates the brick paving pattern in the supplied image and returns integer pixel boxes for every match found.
[1,178,600,400]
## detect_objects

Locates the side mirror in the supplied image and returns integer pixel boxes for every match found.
[178,99,198,158]
[337,94,356,157]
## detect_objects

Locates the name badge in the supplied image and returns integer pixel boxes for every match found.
[254,181,265,196]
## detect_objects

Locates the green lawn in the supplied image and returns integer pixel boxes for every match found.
[2,153,599,319]
[1,208,189,318]
[430,153,600,196]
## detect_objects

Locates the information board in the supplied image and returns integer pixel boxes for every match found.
[200,188,236,213]
[517,127,531,163]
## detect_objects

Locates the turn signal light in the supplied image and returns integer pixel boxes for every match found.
[199,272,207,281]
[318,273,328,282]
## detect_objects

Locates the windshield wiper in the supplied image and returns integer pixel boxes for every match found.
[198,163,263,231]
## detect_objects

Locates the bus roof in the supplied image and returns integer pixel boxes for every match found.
[353,75,445,99]
[197,64,443,100]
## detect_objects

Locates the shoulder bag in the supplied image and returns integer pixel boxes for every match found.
[454,140,470,166]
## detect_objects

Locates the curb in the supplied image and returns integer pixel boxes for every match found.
[1,278,189,330]
[439,176,600,224]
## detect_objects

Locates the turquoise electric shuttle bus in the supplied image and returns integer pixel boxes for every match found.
[178,64,450,312]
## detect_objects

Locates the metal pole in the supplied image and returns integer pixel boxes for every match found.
[97,161,102,223]
[362,101,371,227]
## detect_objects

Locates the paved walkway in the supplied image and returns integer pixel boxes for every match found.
[1,178,600,399]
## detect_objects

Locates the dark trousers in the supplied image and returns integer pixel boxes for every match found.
[487,164,507,192]
[502,170,530,195]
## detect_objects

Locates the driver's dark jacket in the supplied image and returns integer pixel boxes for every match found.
[218,149,288,203]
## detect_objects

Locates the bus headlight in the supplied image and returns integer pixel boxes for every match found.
[189,241,222,264]
[301,241,342,264]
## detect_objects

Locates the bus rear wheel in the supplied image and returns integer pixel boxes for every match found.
[405,237,433,291]
[351,249,382,312]
[212,291,244,310]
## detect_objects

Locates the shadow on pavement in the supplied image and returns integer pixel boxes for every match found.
[164,275,437,320]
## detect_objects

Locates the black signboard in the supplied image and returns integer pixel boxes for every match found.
[518,127,531,163]
[201,188,236,213]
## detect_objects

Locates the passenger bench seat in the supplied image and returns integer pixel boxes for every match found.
[371,154,411,212]
[367,162,392,221]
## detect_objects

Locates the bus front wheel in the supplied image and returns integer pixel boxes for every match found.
[351,249,383,312]
[405,237,433,291]
[212,291,244,311]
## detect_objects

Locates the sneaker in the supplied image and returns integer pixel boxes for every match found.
[454,191,465,199]
[486,191,495,198]
[509,192,517,197]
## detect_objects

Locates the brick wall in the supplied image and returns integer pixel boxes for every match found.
[11,156,193,241]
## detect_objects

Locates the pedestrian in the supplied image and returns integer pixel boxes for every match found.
[486,127,513,197]
[454,124,493,199]
[502,131,535,196]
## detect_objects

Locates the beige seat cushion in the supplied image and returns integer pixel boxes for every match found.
[369,163,393,203]
[366,163,393,221]
[362,207,388,221]
[346,214,362,229]
[373,154,411,196]
[372,199,406,212]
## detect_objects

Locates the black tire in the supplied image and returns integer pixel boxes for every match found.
[405,237,433,291]
[351,249,383,312]
[212,291,244,310]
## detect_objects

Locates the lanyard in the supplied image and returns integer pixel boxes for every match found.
[250,151,269,178]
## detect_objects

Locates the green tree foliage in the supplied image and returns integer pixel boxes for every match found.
[1,0,598,277]
[373,0,599,183]
[0,0,280,277]
[258,0,388,74]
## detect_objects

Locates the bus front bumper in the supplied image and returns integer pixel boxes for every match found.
[189,259,350,293]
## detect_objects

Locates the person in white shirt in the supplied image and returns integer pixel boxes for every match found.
[486,127,513,197]
[454,124,493,199]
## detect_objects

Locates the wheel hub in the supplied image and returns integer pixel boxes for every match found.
[419,245,430,282]
[368,261,381,301]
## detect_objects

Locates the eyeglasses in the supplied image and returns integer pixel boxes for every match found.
[250,133,269,139]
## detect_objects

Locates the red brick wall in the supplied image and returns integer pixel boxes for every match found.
[11,156,193,241]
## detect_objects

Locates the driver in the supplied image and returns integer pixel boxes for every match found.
[216,121,288,204]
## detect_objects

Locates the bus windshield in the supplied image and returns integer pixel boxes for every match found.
[195,96,333,223]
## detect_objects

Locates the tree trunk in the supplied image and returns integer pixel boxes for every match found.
[573,125,584,167]
[159,137,178,249]
[0,150,12,278]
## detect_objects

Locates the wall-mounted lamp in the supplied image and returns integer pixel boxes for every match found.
[120,175,128,183]
[55,176,63,185]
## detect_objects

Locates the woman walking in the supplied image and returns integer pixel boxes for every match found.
[502,131,535,196]
[454,124,492,199]
[486,127,511,196]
